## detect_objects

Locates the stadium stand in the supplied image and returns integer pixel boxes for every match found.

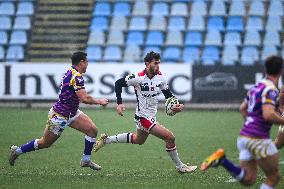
[0,0,284,64]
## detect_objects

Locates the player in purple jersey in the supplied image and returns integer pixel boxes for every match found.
[94,51,197,174]
[9,51,108,171]
[200,56,284,189]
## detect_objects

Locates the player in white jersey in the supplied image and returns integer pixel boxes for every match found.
[94,51,197,174]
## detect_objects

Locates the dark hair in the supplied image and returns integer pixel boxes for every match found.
[71,51,87,65]
[144,51,160,63]
[265,55,283,76]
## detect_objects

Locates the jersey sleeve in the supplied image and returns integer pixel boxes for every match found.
[262,87,279,106]
[125,73,142,87]
[159,76,169,90]
[73,75,85,91]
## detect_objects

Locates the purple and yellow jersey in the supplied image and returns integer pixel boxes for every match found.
[52,66,85,118]
[240,78,279,139]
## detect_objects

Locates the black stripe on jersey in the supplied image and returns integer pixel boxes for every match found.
[135,89,140,111]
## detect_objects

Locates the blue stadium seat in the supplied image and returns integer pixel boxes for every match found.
[16,2,34,15]
[244,31,260,46]
[263,31,280,46]
[204,30,221,46]
[9,31,27,45]
[266,16,282,31]
[241,46,259,65]
[129,16,147,31]
[187,15,205,31]
[149,16,166,31]
[103,46,122,62]
[222,45,239,65]
[113,2,131,16]
[226,16,244,32]
[133,1,149,16]
[0,46,4,60]
[86,45,102,62]
[209,0,226,16]
[207,16,225,31]
[123,45,141,62]
[182,46,200,64]
[171,2,187,16]
[87,30,105,45]
[0,16,12,30]
[268,0,283,16]
[165,31,183,46]
[90,17,108,31]
[93,2,111,16]
[190,1,207,16]
[110,16,127,30]
[13,16,31,30]
[201,46,220,65]
[246,16,263,31]
[224,32,241,46]
[261,45,278,61]
[0,31,8,45]
[229,0,245,16]
[143,46,161,56]
[126,31,144,45]
[0,2,15,15]
[163,46,181,62]
[185,31,202,46]
[6,45,24,61]
[248,0,264,16]
[107,30,124,45]
[146,31,164,46]
[151,2,169,16]
[168,16,186,31]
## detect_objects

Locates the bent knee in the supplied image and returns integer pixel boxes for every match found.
[241,175,257,186]
[267,172,281,184]
[164,133,175,143]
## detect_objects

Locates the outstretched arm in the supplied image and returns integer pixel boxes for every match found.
[115,78,128,116]
[76,89,108,106]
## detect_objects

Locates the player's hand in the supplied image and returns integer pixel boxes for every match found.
[117,104,126,116]
[98,98,108,106]
[172,104,184,113]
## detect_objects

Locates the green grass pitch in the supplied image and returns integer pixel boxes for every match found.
[0,108,283,189]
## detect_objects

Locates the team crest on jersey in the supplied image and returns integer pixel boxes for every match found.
[141,83,149,91]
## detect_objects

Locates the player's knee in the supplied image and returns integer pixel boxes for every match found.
[242,174,256,186]
[267,172,280,185]
[164,132,175,143]
[86,126,98,138]
[38,140,52,149]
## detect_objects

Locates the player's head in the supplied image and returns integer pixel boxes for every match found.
[71,51,88,73]
[144,51,161,76]
[264,55,283,77]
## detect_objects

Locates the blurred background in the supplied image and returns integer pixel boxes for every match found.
[0,0,283,107]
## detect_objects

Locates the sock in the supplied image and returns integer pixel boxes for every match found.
[221,157,245,181]
[82,136,95,162]
[20,139,39,154]
[260,183,274,189]
[105,133,133,144]
[166,145,183,168]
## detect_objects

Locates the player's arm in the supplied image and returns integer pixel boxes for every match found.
[239,100,248,119]
[115,77,128,116]
[278,86,284,113]
[76,89,108,106]
[262,104,284,125]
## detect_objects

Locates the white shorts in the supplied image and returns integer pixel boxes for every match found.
[237,136,278,161]
[134,115,157,133]
[46,108,82,135]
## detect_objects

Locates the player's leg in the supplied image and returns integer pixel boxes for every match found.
[150,124,197,173]
[258,153,280,189]
[69,111,101,170]
[9,108,64,166]
[274,125,284,149]
[94,128,149,152]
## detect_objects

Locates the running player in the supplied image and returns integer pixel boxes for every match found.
[9,51,108,171]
